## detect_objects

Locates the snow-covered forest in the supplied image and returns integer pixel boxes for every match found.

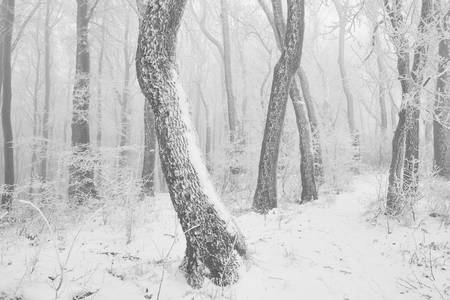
[1,0,450,299]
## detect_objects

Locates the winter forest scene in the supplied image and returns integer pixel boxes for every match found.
[1,0,450,299]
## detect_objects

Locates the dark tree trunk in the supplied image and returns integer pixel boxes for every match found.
[41,0,51,182]
[1,0,15,211]
[69,0,97,204]
[385,0,432,214]
[434,9,450,179]
[141,100,156,197]
[403,0,432,193]
[253,0,305,212]
[136,0,246,288]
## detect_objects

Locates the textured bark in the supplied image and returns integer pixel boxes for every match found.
[69,0,97,204]
[434,9,450,179]
[384,0,431,214]
[141,100,156,197]
[290,78,318,202]
[333,0,360,167]
[253,0,305,212]
[403,0,433,193]
[1,0,15,210]
[136,0,246,288]
[298,68,324,181]
[40,0,51,182]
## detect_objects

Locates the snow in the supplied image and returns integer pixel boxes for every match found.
[1,173,449,299]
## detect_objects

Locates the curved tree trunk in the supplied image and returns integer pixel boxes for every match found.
[69,0,97,204]
[1,0,15,211]
[136,0,246,288]
[253,0,305,212]
[141,100,156,197]
[434,9,450,179]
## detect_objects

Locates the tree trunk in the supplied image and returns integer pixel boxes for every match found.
[220,0,238,143]
[96,16,105,148]
[136,0,246,288]
[141,100,156,197]
[334,0,360,168]
[69,0,97,204]
[119,14,131,169]
[403,0,432,193]
[298,68,324,182]
[41,0,51,182]
[290,78,318,202]
[196,81,212,166]
[434,9,450,179]
[253,0,305,212]
[1,0,15,211]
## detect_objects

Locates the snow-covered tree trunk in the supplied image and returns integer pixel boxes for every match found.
[253,0,305,212]
[136,0,246,288]
[434,8,450,179]
[41,0,51,182]
[1,0,15,211]
[141,100,156,197]
[69,0,97,204]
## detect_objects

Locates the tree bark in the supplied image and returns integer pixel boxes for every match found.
[253,0,305,212]
[403,0,433,193]
[136,0,246,288]
[434,9,450,179]
[141,100,156,197]
[1,0,15,211]
[69,0,97,204]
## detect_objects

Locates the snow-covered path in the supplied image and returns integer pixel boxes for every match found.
[1,174,449,299]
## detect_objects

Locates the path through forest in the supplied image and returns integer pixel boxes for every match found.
[1,173,449,300]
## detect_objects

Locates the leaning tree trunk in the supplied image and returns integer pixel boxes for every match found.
[1,0,15,211]
[434,9,450,179]
[136,0,246,288]
[141,100,156,197]
[253,0,305,212]
[69,0,97,204]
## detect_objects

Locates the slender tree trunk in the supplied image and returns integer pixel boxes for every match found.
[298,68,324,181]
[141,100,156,197]
[220,0,238,143]
[96,16,105,148]
[253,0,305,212]
[119,14,131,168]
[1,0,15,210]
[334,0,360,168]
[69,0,97,204]
[136,0,246,288]
[31,33,41,187]
[196,81,212,166]
[434,9,450,179]
[41,0,51,182]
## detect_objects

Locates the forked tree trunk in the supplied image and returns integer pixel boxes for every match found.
[141,100,156,197]
[403,0,432,193]
[434,9,450,179]
[136,0,246,288]
[1,0,15,211]
[69,0,97,204]
[253,0,305,212]
[385,0,431,214]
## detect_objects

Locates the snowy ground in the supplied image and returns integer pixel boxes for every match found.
[1,173,449,300]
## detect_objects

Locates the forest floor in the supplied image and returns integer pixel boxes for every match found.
[1,172,450,300]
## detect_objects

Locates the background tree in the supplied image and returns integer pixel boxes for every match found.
[253,0,305,212]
